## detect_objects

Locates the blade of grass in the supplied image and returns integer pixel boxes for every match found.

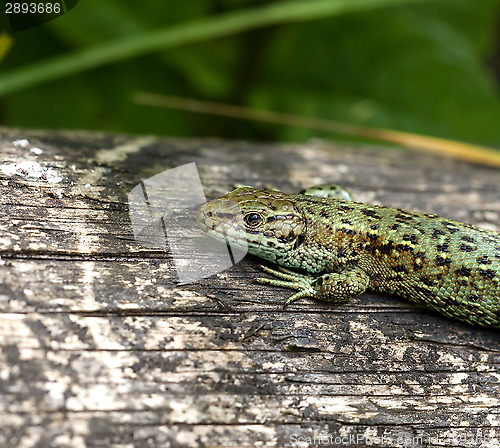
[133,92,500,168]
[0,0,430,96]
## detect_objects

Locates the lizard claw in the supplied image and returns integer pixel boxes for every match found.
[259,264,305,281]
[285,291,309,306]
[256,277,271,284]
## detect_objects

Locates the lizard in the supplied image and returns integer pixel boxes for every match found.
[197,184,500,329]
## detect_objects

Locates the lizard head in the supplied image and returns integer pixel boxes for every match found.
[197,187,306,262]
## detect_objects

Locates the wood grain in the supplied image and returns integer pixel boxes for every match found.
[0,127,499,447]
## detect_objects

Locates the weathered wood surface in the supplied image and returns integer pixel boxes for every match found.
[0,126,499,448]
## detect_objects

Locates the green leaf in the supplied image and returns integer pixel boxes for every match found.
[249,0,500,143]
[0,0,430,96]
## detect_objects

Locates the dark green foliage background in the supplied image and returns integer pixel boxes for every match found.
[1,0,500,145]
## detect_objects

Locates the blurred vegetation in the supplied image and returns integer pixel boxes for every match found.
[1,0,500,146]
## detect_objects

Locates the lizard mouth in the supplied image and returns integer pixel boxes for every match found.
[197,200,248,249]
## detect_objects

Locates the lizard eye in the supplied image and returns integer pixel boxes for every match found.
[244,212,263,227]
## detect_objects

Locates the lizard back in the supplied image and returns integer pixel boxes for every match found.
[198,187,500,328]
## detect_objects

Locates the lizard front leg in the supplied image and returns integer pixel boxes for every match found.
[257,265,370,306]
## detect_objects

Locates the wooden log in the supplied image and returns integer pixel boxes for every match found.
[0,126,499,447]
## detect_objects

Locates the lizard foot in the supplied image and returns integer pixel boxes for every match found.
[257,265,317,307]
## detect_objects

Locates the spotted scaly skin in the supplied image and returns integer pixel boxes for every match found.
[197,185,500,328]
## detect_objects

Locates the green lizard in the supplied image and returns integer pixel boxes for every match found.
[197,184,500,329]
